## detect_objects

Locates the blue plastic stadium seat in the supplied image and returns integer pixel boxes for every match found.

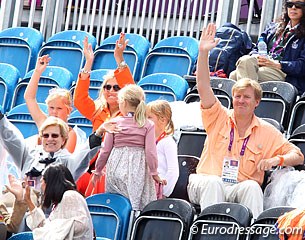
[0,63,20,112]
[7,103,48,138]
[7,231,33,240]
[11,66,73,109]
[0,27,43,77]
[70,69,110,100]
[86,193,132,240]
[137,73,189,103]
[39,30,97,79]
[68,110,93,137]
[141,36,199,78]
[93,33,150,82]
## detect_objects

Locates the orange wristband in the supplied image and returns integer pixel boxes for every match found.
[278,156,284,166]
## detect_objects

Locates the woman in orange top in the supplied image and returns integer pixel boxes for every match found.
[74,33,135,195]
[24,55,77,153]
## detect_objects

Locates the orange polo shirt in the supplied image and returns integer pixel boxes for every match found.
[196,100,303,185]
[73,67,134,131]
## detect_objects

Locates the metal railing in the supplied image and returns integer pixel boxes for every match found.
[0,0,283,45]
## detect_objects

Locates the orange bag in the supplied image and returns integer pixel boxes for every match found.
[84,170,106,197]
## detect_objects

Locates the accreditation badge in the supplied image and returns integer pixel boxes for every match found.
[221,157,239,184]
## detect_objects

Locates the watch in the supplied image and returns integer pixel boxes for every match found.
[118,61,127,69]
[80,68,91,74]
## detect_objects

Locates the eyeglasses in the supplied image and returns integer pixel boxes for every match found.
[286,1,305,9]
[103,84,121,92]
[42,133,60,139]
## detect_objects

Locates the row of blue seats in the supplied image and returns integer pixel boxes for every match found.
[1,70,190,138]
[7,192,294,240]
[0,27,198,86]
[3,75,305,139]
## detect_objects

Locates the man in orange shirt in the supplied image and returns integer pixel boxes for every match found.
[187,23,304,218]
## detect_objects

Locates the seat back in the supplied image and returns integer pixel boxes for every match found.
[177,131,207,158]
[247,206,295,240]
[185,78,235,108]
[288,131,305,170]
[11,66,73,109]
[168,155,199,201]
[287,96,305,137]
[7,103,48,138]
[189,202,252,240]
[141,36,198,78]
[255,81,298,129]
[210,77,235,108]
[68,110,93,137]
[153,36,199,62]
[7,231,33,240]
[0,63,20,112]
[86,193,132,240]
[39,30,97,79]
[130,198,195,240]
[262,118,284,133]
[0,27,43,77]
[93,33,150,81]
[137,73,189,103]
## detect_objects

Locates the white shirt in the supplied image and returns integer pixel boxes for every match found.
[157,136,179,196]
[26,190,93,240]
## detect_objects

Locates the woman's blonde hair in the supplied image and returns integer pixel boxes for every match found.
[39,116,69,148]
[94,70,116,110]
[232,78,262,101]
[147,100,174,135]
[118,85,146,127]
[46,88,73,113]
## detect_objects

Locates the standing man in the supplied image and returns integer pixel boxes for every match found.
[187,23,304,218]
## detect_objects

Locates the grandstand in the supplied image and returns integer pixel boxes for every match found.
[2,0,305,240]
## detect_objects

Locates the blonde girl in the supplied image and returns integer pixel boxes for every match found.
[92,85,163,210]
[24,55,76,153]
[147,100,179,197]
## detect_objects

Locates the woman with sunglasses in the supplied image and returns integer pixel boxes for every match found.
[229,0,305,95]
[0,112,93,186]
[24,55,77,153]
[73,33,134,195]
[74,32,134,132]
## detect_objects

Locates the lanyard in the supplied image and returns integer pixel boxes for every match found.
[228,122,250,156]
[156,131,167,145]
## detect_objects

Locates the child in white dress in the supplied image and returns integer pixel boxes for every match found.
[92,85,164,210]
[147,100,179,197]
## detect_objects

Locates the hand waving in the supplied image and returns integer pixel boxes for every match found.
[83,36,94,63]
[199,23,220,52]
[114,32,129,64]
[35,55,51,74]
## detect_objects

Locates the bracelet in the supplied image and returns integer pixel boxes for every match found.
[80,68,91,74]
[117,61,127,69]
[278,156,284,166]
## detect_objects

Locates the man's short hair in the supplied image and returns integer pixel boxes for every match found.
[232,78,262,101]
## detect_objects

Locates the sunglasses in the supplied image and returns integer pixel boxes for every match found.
[42,133,60,139]
[103,84,121,92]
[286,1,305,9]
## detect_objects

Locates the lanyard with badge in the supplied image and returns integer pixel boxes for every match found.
[222,121,250,184]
